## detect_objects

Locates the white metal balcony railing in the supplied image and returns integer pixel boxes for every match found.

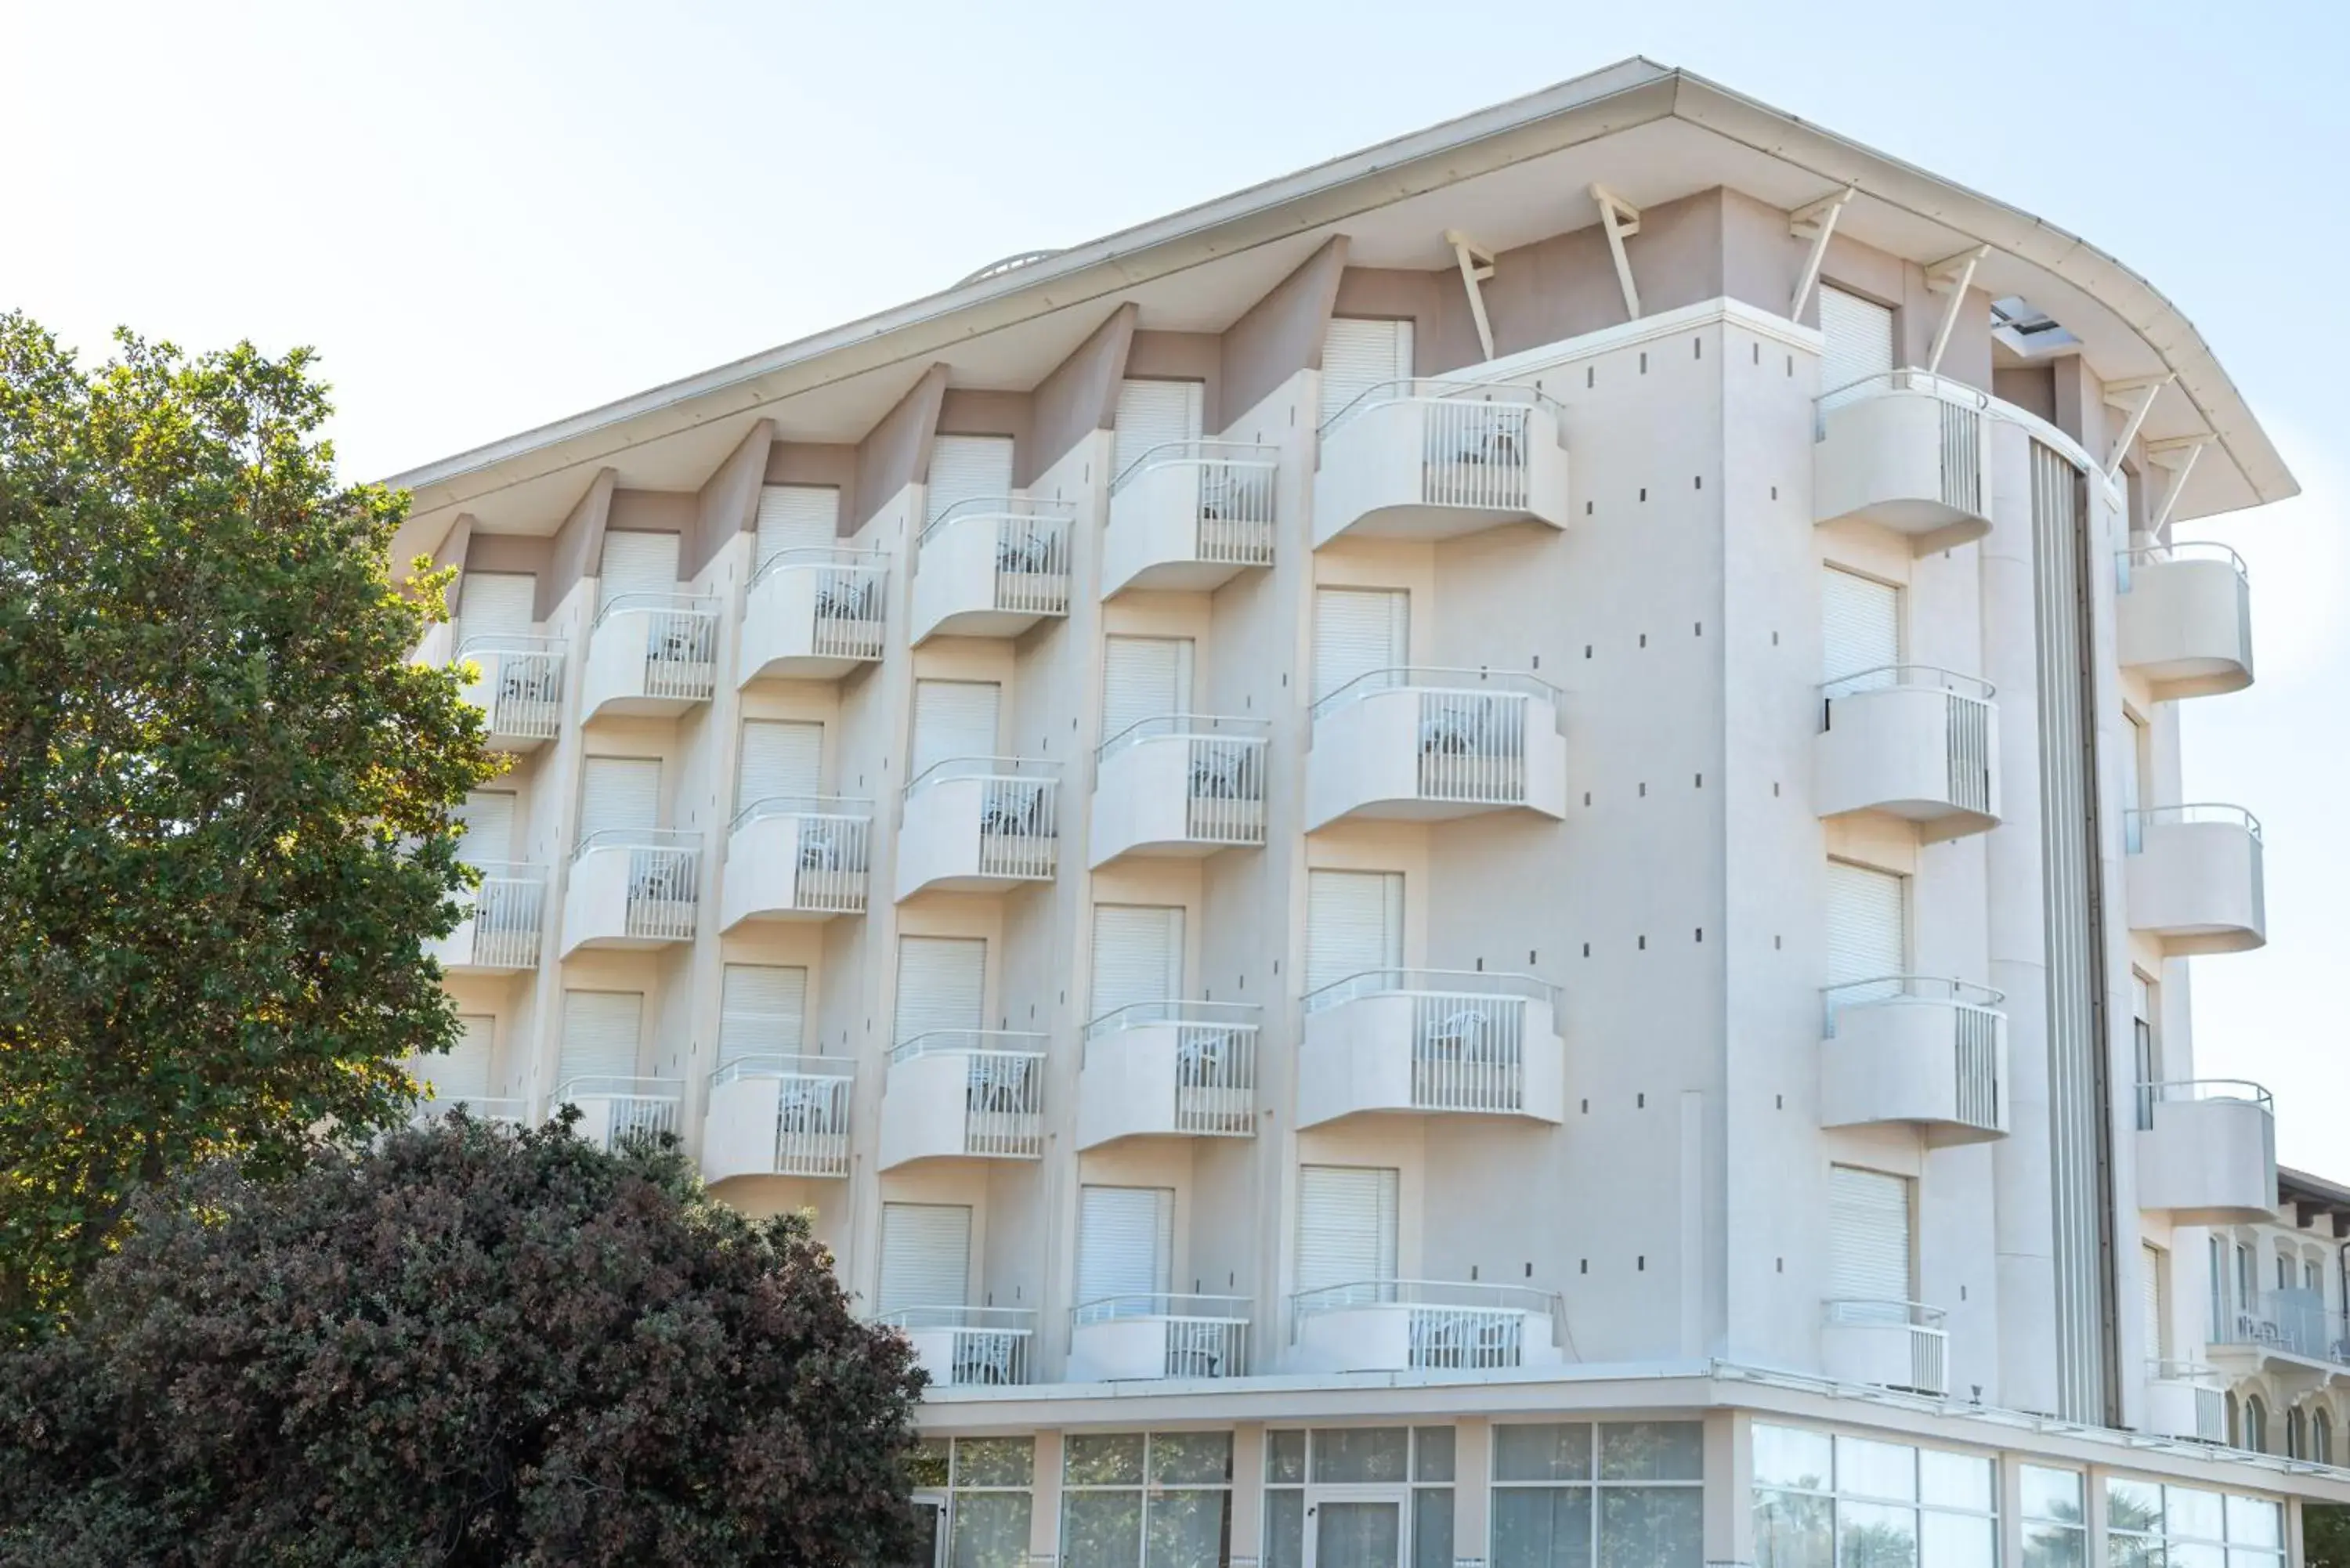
[555,1075,683,1151]
[874,1306,1036,1386]
[414,1095,531,1129]
[1823,1299,1950,1396]
[750,546,889,662]
[1311,667,1562,807]
[1816,370,1989,518]
[2212,1291,2350,1367]
[1096,715,1269,846]
[454,632,564,741]
[919,497,1072,616]
[889,1031,1047,1158]
[1082,1002,1260,1136]
[1072,1295,1253,1379]
[2137,1075,2274,1133]
[1303,970,1555,1116]
[2117,539,2247,595]
[1292,1281,1564,1371]
[1820,666,1996,820]
[710,1054,855,1178]
[2145,1360,2229,1443]
[2114,541,2254,699]
[2125,801,2261,855]
[1106,440,1278,575]
[450,862,547,969]
[572,829,702,940]
[1821,975,2005,1131]
[593,592,721,702]
[905,757,1061,880]
[728,796,872,914]
[1321,380,1557,513]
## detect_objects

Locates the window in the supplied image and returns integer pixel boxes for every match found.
[2131,973,2157,1129]
[2245,1396,2269,1454]
[2123,712,2149,851]
[1075,1186,1174,1311]
[909,1436,1033,1568]
[1312,587,1408,704]
[2140,1244,2168,1364]
[1828,1166,1914,1311]
[877,1203,971,1315]
[2208,1235,2227,1344]
[1753,1425,1994,1568]
[1102,635,1195,744]
[2288,1407,2308,1461]
[1112,380,1205,484]
[1820,567,1900,688]
[1494,1421,1702,1568]
[1824,862,1906,1001]
[737,718,823,811]
[1320,318,1414,425]
[1818,286,1894,405]
[926,435,1017,529]
[577,755,660,844]
[755,484,841,566]
[597,529,681,612]
[2018,1465,2083,1568]
[1062,1431,1231,1568]
[2316,1409,2335,1466]
[895,935,987,1045]
[1303,869,1404,995]
[1296,1165,1398,1297]
[912,679,1003,777]
[1090,904,1184,1024]
[1263,1427,1452,1568]
[718,963,808,1064]
[455,570,536,641]
[557,990,642,1086]
[2105,1478,2283,1568]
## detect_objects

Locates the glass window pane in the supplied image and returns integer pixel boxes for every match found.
[1600,1486,1703,1568]
[910,1440,953,1488]
[2021,1467,2085,1525]
[1600,1423,1703,1483]
[2225,1554,2283,1568]
[953,1492,1035,1568]
[1497,1423,1596,1483]
[958,1437,1036,1489]
[1754,1426,1835,1492]
[1415,1426,1458,1483]
[1268,1431,1307,1484]
[1414,1488,1455,1568]
[1064,1491,1145,1568]
[1068,1434,1148,1487]
[2023,1523,2085,1568]
[1837,1500,1918,1568]
[2166,1490,2223,1543]
[1836,1440,1918,1504]
[2105,1532,2161,1568]
[1314,1428,1411,1484]
[1149,1489,1231,1568]
[1755,1490,1835,1568]
[1318,1500,1403,1568]
[1917,1452,1991,1513]
[2163,1546,2220,1568]
[1266,1488,1304,1568]
[1494,1487,1594,1568]
[2223,1497,2281,1550]
[1921,1511,1994,1568]
[2106,1480,2164,1536]
[1152,1432,1234,1487]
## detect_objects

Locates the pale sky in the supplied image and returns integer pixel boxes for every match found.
[6,1,2345,1165]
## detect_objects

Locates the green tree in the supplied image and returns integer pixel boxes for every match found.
[0,1114,928,1566]
[0,314,495,1335]
[2309,1505,2350,1568]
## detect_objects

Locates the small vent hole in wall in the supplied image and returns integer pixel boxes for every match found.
[1774,934,1783,950]
[1582,942,1591,957]
[1640,352,1648,374]
[1771,486,1779,501]
[1587,367,1596,389]
[1581,1259,1589,1274]
[1585,645,1593,659]
[1640,487,1648,502]
[1528,950,1538,964]
[1470,1265,1480,1281]
[1694,475,1703,490]
[1581,1099,1589,1114]
[1773,782,1781,798]
[1582,792,1592,807]
[1777,1257,1784,1273]
[1638,782,1647,797]
[1695,622,1703,638]
[1771,630,1780,645]
[1776,1094,1784,1110]
[1694,773,1704,789]
[1637,934,1647,950]
[1585,500,1594,516]
[1525,1263,1534,1279]
[1638,1256,1647,1271]
[1695,928,1703,943]
[1637,1093,1646,1108]
[1639,633,1647,649]
[1752,343,1761,365]
[1694,338,1702,359]
[1786,354,1794,376]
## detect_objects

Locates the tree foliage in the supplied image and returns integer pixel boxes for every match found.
[0,313,495,1333]
[0,1115,928,1566]
[2309,1505,2350,1568]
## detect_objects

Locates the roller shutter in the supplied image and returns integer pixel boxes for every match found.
[457,572,536,641]
[1101,636,1193,743]
[1305,870,1403,995]
[455,790,516,866]
[1112,379,1204,484]
[1296,1165,1398,1294]
[597,530,681,612]
[893,935,986,1045]
[557,990,642,1085]
[719,963,808,1064]
[1320,318,1414,426]
[1821,567,1900,685]
[755,485,841,566]
[924,435,1015,530]
[1088,904,1184,1022]
[1312,587,1408,703]
[1828,1165,1912,1304]
[910,679,1001,776]
[1820,286,1895,406]
[1825,861,1906,999]
[429,1015,495,1101]
[878,1202,971,1313]
[1075,1186,1175,1307]
[577,756,660,844]
[736,719,823,810]
[2142,1244,2167,1362]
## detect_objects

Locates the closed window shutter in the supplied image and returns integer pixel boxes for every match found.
[1076,1186,1175,1306]
[1825,861,1906,994]
[457,572,536,641]
[1320,318,1414,425]
[577,757,660,843]
[911,680,1001,775]
[719,963,808,1064]
[1312,587,1408,703]
[1828,1165,1912,1302]
[1088,905,1184,1021]
[558,990,642,1084]
[1820,286,1895,403]
[1297,1165,1398,1293]
[455,790,516,865]
[597,530,682,612]
[736,720,823,810]
[1305,869,1403,993]
[1821,568,1901,684]
[893,936,986,1045]
[2142,1244,2167,1362]
[1112,379,1203,483]
[430,1015,495,1100]
[924,435,1016,529]
[878,1202,971,1313]
[1101,636,1194,742]
[755,486,841,566]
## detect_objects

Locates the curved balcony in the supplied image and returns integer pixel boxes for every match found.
[720,797,872,927]
[1816,667,1999,839]
[1077,1002,1260,1150]
[2136,1079,2276,1226]
[580,594,719,721]
[909,498,1072,645]
[1103,442,1278,597]
[1820,977,2008,1145]
[875,1306,1036,1387]
[1822,1299,1949,1396]
[453,634,565,749]
[701,1055,854,1182]
[413,1095,530,1129]
[895,759,1059,900]
[1298,970,1564,1129]
[2117,544,2253,699]
[554,1075,682,1152]
[877,1031,1046,1170]
[2125,805,2265,956]
[737,547,888,684]
[1069,1295,1252,1382]
[2146,1362,2228,1442]
[1813,370,1992,553]
[1314,381,1568,547]
[560,830,702,955]
[2211,1290,2349,1371]
[1090,716,1267,867]
[428,862,547,973]
[1307,669,1567,830]
[1288,1281,1567,1375]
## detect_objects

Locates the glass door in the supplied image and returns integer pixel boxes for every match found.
[1306,1488,1407,1568]
[906,1494,948,1568]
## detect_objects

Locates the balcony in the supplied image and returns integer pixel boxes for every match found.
[1297,971,1564,1130]
[737,547,888,684]
[560,831,703,956]
[453,634,565,749]
[1815,667,1999,839]
[554,1076,682,1152]
[427,863,548,973]
[413,1096,530,1129]
[1813,370,1993,553]
[2145,1363,2229,1443]
[1090,717,1268,867]
[1314,381,1568,547]
[2211,1291,2350,1372]
[1820,977,2008,1146]
[701,1056,854,1182]
[1068,1295,1252,1382]
[895,760,1060,900]
[719,797,873,927]
[1288,1281,1567,1375]
[1076,1003,1260,1150]
[874,1306,1036,1388]
[877,1032,1046,1170]
[1821,1299,1950,1396]
[2136,1079,2276,1226]
[2125,805,2265,956]
[1307,670,1567,830]
[1102,442,1278,597]
[908,499,1072,645]
[580,594,720,721]
[2117,544,2254,699]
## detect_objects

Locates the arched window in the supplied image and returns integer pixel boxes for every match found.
[2227,1393,2242,1449]
[2317,1408,2335,1466]
[2288,1407,2307,1459]
[2247,1395,2269,1454]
